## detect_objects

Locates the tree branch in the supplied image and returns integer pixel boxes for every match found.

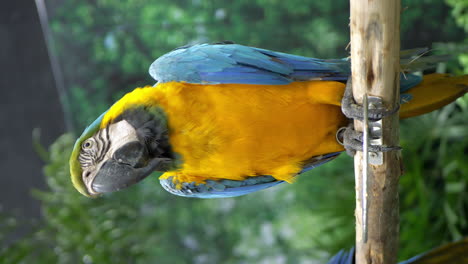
[350,0,403,263]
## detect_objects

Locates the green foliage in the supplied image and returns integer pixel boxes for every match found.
[445,0,468,73]
[400,0,464,48]
[398,95,468,259]
[446,0,468,32]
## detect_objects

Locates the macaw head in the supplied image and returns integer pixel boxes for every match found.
[69,97,174,197]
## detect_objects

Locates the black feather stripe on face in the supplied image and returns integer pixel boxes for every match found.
[112,107,174,160]
[78,128,111,169]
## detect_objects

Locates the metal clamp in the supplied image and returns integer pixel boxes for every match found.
[367,96,384,165]
[361,94,383,243]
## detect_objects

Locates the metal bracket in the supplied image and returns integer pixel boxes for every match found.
[361,94,383,243]
[367,96,384,165]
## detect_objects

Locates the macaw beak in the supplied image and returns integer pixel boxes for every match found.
[87,141,171,196]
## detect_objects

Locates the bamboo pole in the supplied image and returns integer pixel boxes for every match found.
[350,0,404,263]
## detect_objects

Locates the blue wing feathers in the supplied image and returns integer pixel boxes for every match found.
[400,73,422,92]
[188,181,285,199]
[327,248,355,264]
[150,43,350,85]
[160,152,341,198]
[150,43,423,93]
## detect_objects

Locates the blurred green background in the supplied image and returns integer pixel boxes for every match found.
[1,0,467,263]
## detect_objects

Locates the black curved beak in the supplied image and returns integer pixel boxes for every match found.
[89,141,171,195]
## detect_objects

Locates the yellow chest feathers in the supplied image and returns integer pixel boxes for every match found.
[154,81,347,182]
[103,81,347,182]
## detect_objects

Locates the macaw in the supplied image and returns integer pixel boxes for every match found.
[328,238,468,264]
[69,43,467,198]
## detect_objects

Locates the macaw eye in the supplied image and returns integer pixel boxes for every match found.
[82,139,93,150]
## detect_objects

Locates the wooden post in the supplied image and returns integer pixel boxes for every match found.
[350,0,403,263]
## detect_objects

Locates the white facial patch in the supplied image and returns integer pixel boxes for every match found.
[81,120,140,195]
[104,120,140,162]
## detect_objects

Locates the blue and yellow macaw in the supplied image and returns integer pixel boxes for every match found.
[69,43,467,198]
[328,238,468,264]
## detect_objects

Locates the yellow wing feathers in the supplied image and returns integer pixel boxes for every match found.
[408,237,468,264]
[400,73,468,119]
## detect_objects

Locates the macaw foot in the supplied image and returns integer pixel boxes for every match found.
[337,124,401,156]
[338,79,401,156]
[341,79,400,121]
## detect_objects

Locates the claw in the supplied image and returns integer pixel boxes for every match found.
[337,124,401,157]
[341,79,400,121]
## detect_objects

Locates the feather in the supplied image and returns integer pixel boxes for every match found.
[159,152,340,198]
[149,43,350,85]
